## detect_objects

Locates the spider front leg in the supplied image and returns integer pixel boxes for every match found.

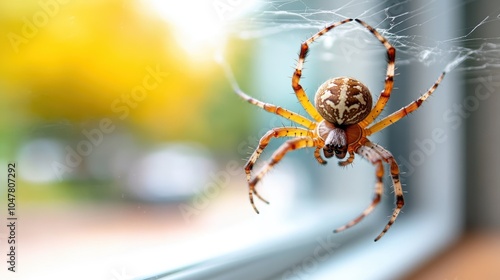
[355,19,396,128]
[248,137,317,214]
[293,18,354,122]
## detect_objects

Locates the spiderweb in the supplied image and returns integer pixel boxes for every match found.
[217,0,500,77]
[214,0,500,180]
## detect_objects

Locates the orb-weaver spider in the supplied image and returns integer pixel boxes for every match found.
[233,18,446,241]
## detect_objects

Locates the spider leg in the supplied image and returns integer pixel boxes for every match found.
[231,84,317,130]
[333,141,404,241]
[248,137,317,214]
[353,19,396,128]
[365,72,446,136]
[334,144,384,234]
[293,18,354,122]
[245,127,314,182]
[220,52,317,129]
[314,147,328,165]
[367,141,404,241]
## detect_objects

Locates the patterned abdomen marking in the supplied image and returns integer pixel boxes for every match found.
[314,77,373,125]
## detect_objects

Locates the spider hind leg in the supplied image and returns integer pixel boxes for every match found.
[333,141,404,241]
[334,145,383,233]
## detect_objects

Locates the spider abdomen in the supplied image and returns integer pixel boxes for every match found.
[314,77,373,125]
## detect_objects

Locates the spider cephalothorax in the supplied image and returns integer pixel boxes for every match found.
[232,18,446,241]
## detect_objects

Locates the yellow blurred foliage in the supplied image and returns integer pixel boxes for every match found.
[0,0,249,146]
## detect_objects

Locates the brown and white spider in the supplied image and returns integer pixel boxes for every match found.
[233,18,446,241]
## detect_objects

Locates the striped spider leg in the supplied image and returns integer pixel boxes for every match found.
[232,18,446,241]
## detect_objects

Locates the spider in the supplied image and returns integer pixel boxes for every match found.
[233,18,446,241]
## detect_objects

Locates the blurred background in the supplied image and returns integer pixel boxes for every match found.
[0,0,498,279]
